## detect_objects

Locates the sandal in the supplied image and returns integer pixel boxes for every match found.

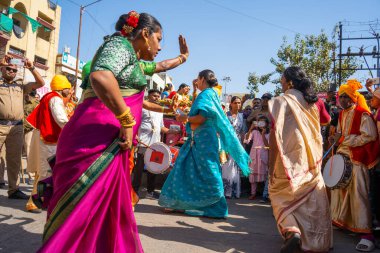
[26,202,42,213]
[356,238,375,252]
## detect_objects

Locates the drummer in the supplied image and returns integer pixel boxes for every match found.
[132,89,180,199]
[329,79,380,252]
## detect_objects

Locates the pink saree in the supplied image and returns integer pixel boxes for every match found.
[38,92,144,253]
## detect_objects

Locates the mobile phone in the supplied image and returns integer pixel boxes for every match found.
[371,77,380,85]
[176,109,186,116]
[9,58,24,66]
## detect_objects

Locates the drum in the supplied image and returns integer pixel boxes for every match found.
[144,142,179,174]
[169,146,180,166]
[322,154,353,189]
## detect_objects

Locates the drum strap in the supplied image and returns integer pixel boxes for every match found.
[329,147,335,177]
[147,111,156,133]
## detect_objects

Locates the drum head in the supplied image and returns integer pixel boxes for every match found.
[322,154,345,188]
[144,142,172,174]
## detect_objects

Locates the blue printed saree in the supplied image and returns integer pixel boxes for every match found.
[158,88,250,218]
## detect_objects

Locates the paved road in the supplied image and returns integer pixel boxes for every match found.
[0,180,377,253]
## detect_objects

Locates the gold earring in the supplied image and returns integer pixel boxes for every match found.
[145,39,151,51]
[288,81,293,89]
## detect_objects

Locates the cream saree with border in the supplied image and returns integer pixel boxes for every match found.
[268,89,332,252]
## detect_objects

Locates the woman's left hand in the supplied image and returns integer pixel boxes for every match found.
[118,126,133,150]
[179,35,189,57]
[175,114,188,123]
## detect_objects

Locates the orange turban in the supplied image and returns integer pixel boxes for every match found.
[213,84,222,97]
[338,79,370,112]
[50,75,72,91]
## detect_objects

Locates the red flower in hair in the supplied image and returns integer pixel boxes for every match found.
[127,16,139,28]
[120,11,140,37]
[126,11,139,28]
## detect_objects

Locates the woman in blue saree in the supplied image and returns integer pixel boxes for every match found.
[158,70,250,218]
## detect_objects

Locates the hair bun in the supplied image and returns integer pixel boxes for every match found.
[208,78,218,86]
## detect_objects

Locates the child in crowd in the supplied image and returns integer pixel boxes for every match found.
[245,115,270,200]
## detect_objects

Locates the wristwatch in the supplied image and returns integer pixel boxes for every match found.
[29,66,35,71]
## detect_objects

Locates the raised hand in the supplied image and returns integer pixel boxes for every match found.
[179,35,189,57]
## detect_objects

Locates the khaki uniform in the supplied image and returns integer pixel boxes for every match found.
[0,77,32,195]
[23,98,39,159]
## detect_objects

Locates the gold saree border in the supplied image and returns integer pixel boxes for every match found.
[42,138,121,242]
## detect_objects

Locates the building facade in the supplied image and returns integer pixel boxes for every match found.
[0,0,61,96]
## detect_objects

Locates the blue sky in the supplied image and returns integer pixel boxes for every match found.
[57,0,380,96]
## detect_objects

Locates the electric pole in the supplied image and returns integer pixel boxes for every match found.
[74,0,103,91]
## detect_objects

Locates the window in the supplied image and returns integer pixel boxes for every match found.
[36,14,54,42]
[48,1,57,10]
[12,18,24,38]
[9,46,25,57]
[34,56,47,66]
[37,26,51,41]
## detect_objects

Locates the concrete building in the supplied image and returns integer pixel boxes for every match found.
[55,50,85,99]
[0,0,61,96]
[146,72,173,92]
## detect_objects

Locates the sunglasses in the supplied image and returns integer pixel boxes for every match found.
[5,67,17,73]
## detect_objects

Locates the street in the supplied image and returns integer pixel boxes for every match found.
[0,178,376,253]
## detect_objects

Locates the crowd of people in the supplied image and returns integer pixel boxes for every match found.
[0,9,380,253]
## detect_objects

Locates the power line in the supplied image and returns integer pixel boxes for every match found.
[202,0,304,35]
[62,0,81,7]
[85,10,108,34]
[341,20,380,26]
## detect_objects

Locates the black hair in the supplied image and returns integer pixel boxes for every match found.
[283,66,318,104]
[178,83,189,91]
[258,115,270,134]
[253,98,261,101]
[29,90,37,97]
[198,69,218,87]
[229,96,242,111]
[148,88,161,95]
[115,12,162,40]
[164,83,172,91]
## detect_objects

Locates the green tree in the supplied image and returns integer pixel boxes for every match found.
[248,32,357,96]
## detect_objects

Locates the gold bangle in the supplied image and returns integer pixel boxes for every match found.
[116,108,135,127]
[116,108,131,119]
[119,117,136,127]
[162,107,165,113]
[181,54,188,60]
[121,121,136,128]
[179,54,186,63]
[177,56,183,64]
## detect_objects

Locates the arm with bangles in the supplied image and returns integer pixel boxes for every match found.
[154,35,189,73]
[90,71,135,150]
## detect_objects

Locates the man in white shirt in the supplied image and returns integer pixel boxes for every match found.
[26,75,71,212]
[132,89,179,199]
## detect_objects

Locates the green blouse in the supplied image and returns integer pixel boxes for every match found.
[90,35,148,91]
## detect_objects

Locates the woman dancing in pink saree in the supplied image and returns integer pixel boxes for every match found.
[38,11,182,252]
